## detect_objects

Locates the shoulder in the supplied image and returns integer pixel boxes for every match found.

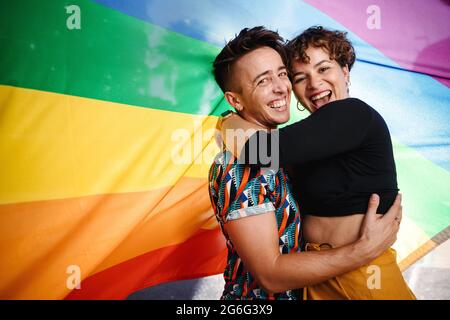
[209,151,268,189]
[314,98,375,122]
[321,97,373,113]
[344,98,388,125]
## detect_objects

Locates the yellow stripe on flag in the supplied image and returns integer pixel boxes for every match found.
[0,85,220,205]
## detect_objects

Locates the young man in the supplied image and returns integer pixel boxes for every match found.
[208,26,402,300]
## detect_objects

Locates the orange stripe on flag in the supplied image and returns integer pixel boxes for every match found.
[0,177,222,299]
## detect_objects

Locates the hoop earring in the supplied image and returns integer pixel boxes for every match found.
[296,101,305,111]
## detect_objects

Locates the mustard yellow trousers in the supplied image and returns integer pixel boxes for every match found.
[304,243,416,300]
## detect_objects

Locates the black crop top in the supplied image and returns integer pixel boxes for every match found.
[239,98,398,217]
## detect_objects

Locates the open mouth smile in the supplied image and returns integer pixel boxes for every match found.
[268,98,288,111]
[310,90,332,109]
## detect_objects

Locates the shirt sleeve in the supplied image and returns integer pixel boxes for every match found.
[239,98,373,166]
[209,153,276,223]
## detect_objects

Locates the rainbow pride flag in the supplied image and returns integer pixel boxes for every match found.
[1,0,449,299]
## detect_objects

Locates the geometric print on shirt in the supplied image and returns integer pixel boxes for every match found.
[208,150,303,300]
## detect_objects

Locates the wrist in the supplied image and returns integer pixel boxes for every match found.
[353,236,376,265]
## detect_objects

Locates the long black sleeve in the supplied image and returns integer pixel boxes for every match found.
[240,98,373,166]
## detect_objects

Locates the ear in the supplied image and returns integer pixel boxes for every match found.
[224,91,244,112]
[342,64,350,83]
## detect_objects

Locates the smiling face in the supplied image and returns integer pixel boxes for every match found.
[225,46,291,129]
[291,46,350,113]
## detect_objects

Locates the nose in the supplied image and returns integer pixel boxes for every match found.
[272,76,290,94]
[307,74,322,90]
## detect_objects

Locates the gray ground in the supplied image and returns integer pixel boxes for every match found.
[127,239,450,300]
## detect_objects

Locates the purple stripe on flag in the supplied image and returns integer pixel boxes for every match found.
[305,0,450,87]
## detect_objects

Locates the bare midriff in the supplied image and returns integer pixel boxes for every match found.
[303,213,384,248]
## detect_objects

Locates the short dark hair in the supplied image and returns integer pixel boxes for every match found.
[286,26,356,72]
[213,26,287,93]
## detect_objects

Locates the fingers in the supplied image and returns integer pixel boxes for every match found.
[384,193,402,223]
[365,194,380,221]
[385,222,399,248]
[214,128,223,148]
[390,227,399,246]
[390,210,401,246]
[394,206,403,226]
[220,114,258,158]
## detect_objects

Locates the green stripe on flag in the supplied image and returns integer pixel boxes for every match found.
[0,0,229,116]
[393,139,450,237]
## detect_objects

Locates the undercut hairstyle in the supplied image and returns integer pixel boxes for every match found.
[286,26,356,73]
[213,26,287,93]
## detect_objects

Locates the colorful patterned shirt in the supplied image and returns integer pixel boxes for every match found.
[208,150,303,300]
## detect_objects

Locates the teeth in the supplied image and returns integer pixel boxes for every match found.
[311,90,331,101]
[269,100,286,109]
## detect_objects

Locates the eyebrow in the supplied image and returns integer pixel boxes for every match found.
[314,59,331,68]
[252,66,286,84]
[292,60,331,77]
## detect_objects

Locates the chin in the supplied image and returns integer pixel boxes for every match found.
[266,106,290,123]
[275,114,290,125]
[305,104,316,113]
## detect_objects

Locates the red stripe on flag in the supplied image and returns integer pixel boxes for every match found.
[65,228,227,300]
